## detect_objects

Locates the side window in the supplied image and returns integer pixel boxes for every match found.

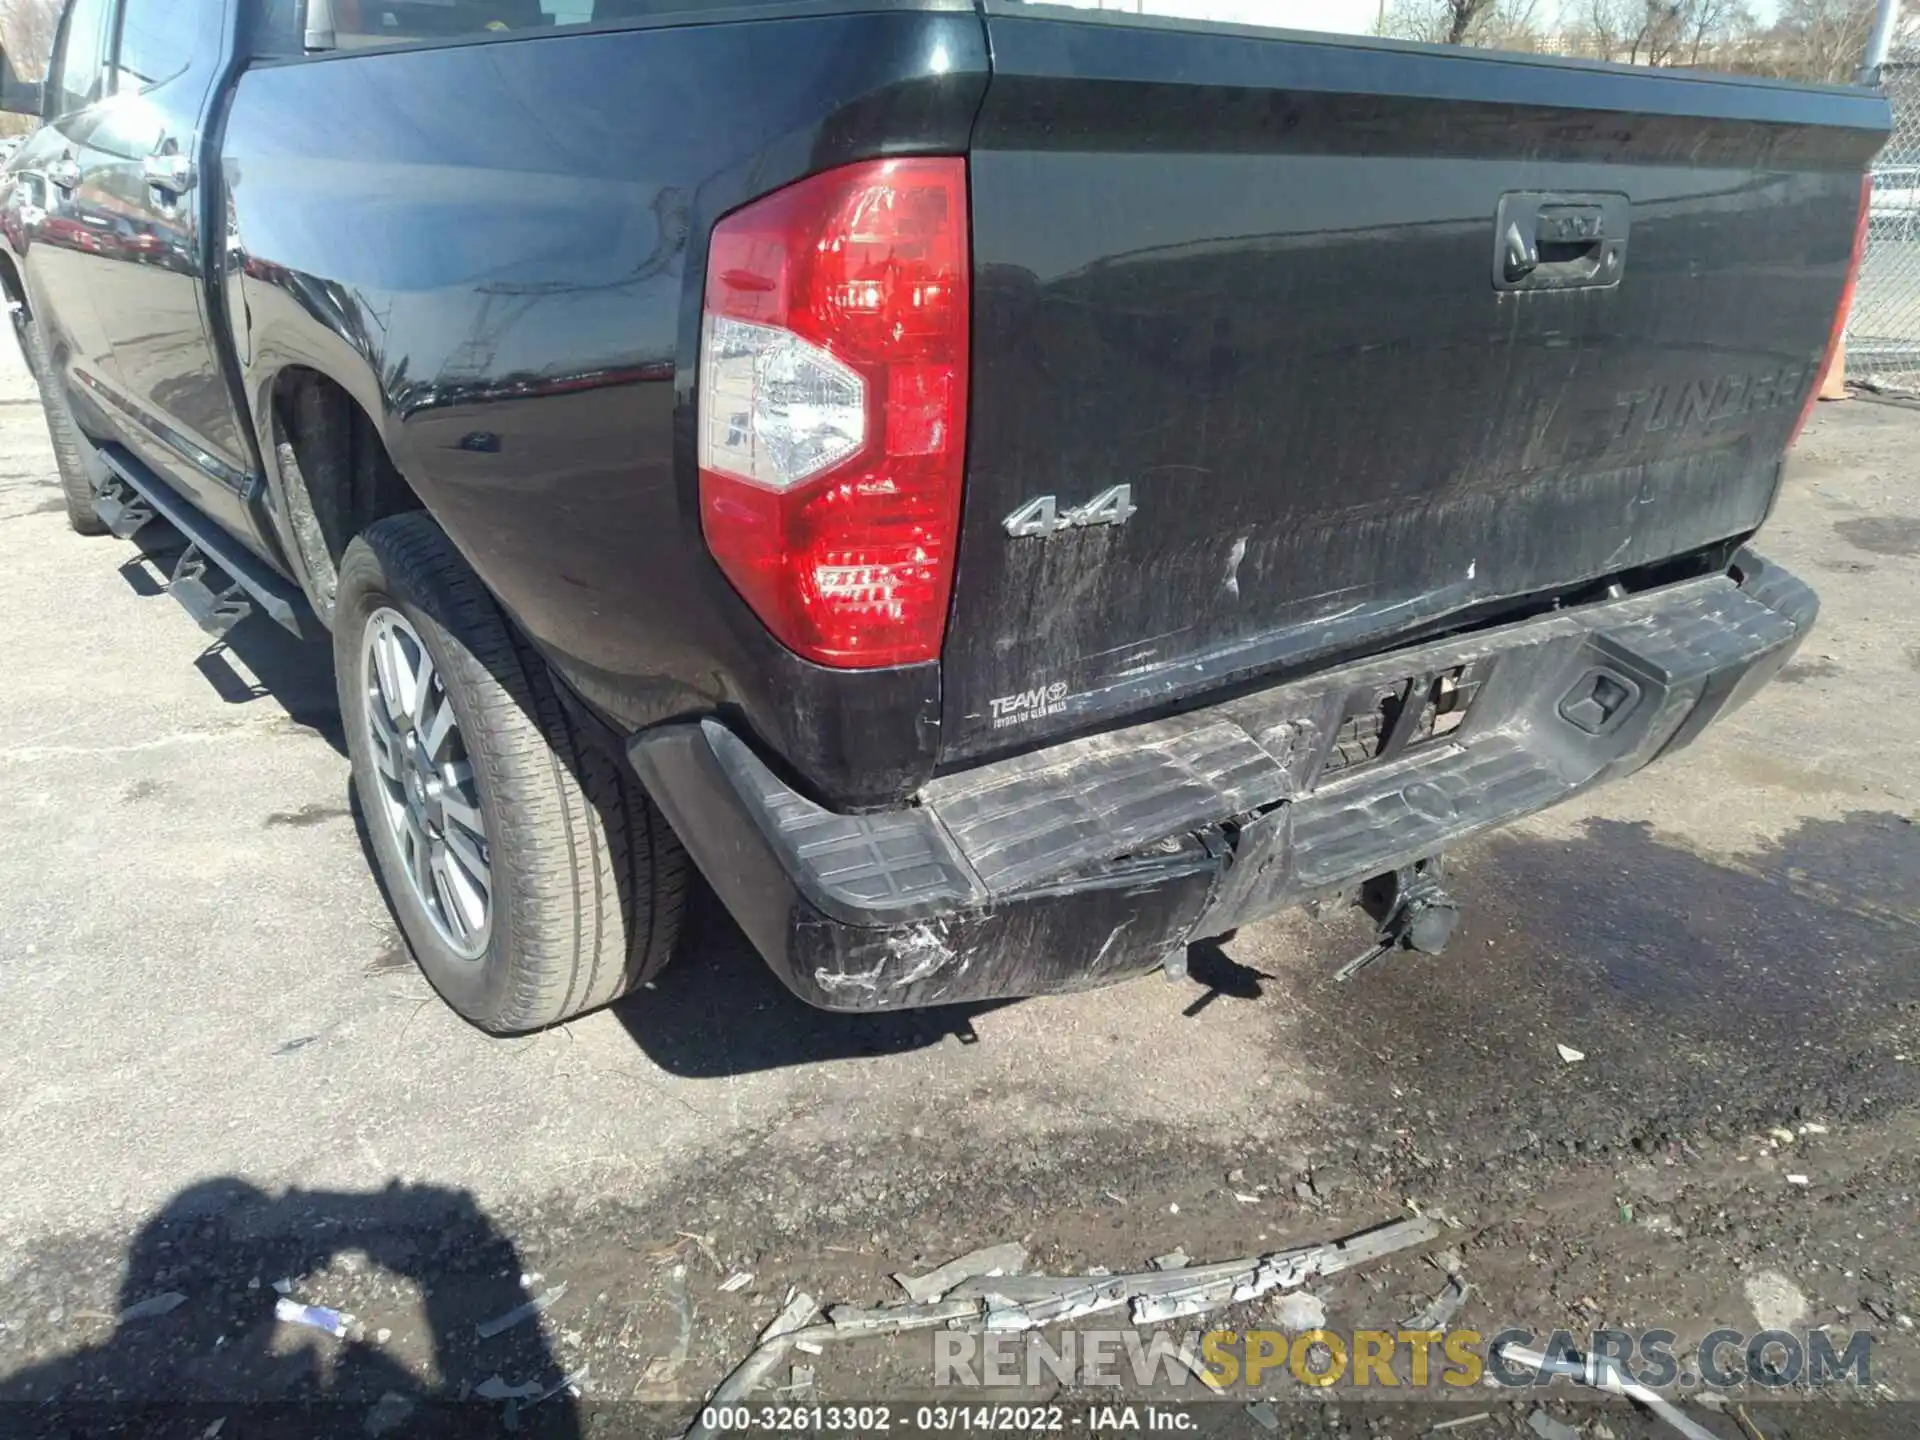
[320,0,788,50]
[114,0,199,94]
[49,0,115,117]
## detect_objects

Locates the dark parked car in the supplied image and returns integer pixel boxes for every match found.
[0,0,1887,1031]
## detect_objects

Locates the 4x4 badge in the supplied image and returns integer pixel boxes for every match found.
[1003,484,1136,538]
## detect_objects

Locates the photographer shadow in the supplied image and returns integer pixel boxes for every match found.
[0,1178,582,1437]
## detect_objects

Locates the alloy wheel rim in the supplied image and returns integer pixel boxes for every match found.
[362,607,492,960]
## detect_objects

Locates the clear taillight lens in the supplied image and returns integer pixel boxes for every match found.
[697,158,970,670]
[699,316,866,488]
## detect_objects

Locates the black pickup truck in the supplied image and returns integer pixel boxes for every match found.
[0,0,1887,1030]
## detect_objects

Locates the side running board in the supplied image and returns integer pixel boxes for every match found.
[94,448,310,640]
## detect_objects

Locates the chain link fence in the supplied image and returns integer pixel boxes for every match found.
[1848,48,1920,389]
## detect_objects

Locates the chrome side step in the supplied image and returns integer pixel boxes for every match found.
[95,447,309,639]
[91,475,155,540]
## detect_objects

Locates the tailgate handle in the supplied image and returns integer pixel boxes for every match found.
[1494,193,1628,293]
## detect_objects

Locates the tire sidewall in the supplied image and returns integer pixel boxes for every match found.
[336,539,518,1022]
[21,316,108,535]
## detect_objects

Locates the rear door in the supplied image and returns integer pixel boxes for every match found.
[941,6,1886,763]
[15,0,120,404]
[90,0,264,542]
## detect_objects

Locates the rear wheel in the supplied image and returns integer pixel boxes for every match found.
[19,318,106,536]
[336,513,688,1032]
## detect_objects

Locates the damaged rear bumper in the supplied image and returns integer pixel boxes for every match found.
[629,549,1815,1011]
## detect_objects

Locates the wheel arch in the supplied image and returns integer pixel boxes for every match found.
[260,362,425,627]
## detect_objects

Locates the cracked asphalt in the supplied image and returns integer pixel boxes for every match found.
[0,326,1916,1440]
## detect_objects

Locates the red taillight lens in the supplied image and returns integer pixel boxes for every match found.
[1790,173,1871,448]
[698,158,970,669]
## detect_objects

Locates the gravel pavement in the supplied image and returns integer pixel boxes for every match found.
[0,331,1916,1438]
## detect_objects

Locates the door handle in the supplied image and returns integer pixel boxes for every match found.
[143,154,196,196]
[49,157,80,192]
[1492,192,1630,293]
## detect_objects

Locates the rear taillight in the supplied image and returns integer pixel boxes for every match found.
[1790,173,1871,448]
[697,158,970,669]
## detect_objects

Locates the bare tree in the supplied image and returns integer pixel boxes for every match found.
[1761,0,1878,81]
[1570,0,1635,60]
[0,0,60,81]
[1376,0,1543,49]
[0,0,57,136]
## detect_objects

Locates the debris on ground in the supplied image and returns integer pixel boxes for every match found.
[828,1297,980,1334]
[684,1292,819,1440]
[1428,1413,1491,1433]
[1403,1274,1471,1331]
[789,1364,814,1394]
[1786,1173,1811,1186]
[476,1282,567,1340]
[681,1215,1440,1437]
[892,1242,1028,1304]
[273,1298,353,1338]
[1499,1341,1718,1440]
[1165,1339,1225,1394]
[718,1271,754,1294]
[985,1215,1434,1327]
[532,1366,588,1407]
[1150,1248,1190,1271]
[1526,1410,1581,1440]
[117,1291,187,1324]
[1244,1400,1280,1431]
[1556,1044,1586,1064]
[676,1232,724,1274]
[1743,1270,1809,1331]
[270,1279,294,1295]
[474,1376,543,1402]
[363,1392,414,1437]
[1271,1290,1328,1331]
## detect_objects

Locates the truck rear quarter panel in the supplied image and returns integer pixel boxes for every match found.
[221,5,989,807]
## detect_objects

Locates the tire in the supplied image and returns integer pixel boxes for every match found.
[19,317,107,536]
[336,513,689,1033]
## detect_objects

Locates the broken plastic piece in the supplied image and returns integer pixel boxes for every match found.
[684,1293,820,1440]
[719,1271,754,1293]
[829,1297,983,1333]
[1244,1401,1280,1432]
[1403,1274,1471,1331]
[532,1365,589,1408]
[1498,1342,1718,1440]
[119,1292,188,1324]
[1150,1249,1190,1271]
[476,1283,567,1340]
[274,1298,352,1338]
[893,1242,1027,1303]
[1271,1290,1327,1331]
[475,1375,544,1402]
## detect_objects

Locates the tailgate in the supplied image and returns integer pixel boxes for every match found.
[941,5,1886,762]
